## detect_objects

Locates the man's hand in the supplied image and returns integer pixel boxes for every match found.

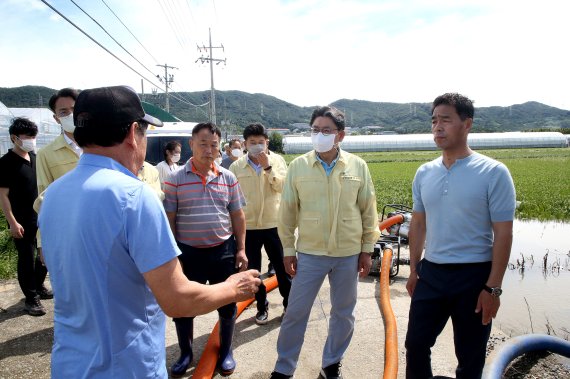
[257,151,270,169]
[284,256,297,277]
[235,248,248,272]
[9,221,24,239]
[406,270,419,297]
[358,252,372,277]
[475,290,500,325]
[226,269,261,302]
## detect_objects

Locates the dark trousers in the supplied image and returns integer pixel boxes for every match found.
[405,259,492,379]
[245,228,291,312]
[175,237,237,320]
[13,223,47,301]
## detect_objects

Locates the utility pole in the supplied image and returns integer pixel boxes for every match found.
[156,63,178,112]
[196,28,226,124]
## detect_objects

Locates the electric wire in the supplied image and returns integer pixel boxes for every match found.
[156,0,185,49]
[167,0,193,47]
[40,0,164,91]
[68,0,157,79]
[99,0,160,64]
[41,0,211,113]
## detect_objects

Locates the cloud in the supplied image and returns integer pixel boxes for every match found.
[1,0,569,111]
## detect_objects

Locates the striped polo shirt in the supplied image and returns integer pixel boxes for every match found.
[164,158,246,248]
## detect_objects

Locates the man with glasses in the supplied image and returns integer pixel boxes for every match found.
[38,86,260,378]
[270,106,380,379]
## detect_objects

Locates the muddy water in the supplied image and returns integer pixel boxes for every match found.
[496,220,570,339]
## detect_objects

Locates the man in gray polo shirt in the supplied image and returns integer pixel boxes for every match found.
[405,93,516,379]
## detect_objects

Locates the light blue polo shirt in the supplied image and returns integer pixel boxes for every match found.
[39,153,181,378]
[412,152,516,264]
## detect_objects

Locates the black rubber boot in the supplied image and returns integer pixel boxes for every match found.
[218,314,237,376]
[171,318,194,378]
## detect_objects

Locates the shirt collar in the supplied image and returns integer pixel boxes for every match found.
[189,157,220,176]
[310,148,345,166]
[63,133,83,156]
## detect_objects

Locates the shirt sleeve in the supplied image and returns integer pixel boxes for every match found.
[0,157,10,188]
[227,173,246,213]
[125,184,180,273]
[163,170,178,213]
[412,166,425,213]
[267,154,287,193]
[277,160,300,257]
[357,161,381,253]
[488,163,516,222]
[36,149,54,195]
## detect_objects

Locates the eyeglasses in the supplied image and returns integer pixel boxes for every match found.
[310,127,338,136]
[56,109,73,118]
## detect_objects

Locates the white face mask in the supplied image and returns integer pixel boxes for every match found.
[59,113,76,133]
[247,143,266,156]
[171,153,181,163]
[215,157,223,165]
[231,148,243,158]
[15,136,36,153]
[311,133,336,153]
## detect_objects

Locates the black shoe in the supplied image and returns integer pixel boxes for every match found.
[24,298,46,316]
[255,309,269,325]
[320,362,342,379]
[38,286,54,300]
[270,372,293,379]
[267,263,276,277]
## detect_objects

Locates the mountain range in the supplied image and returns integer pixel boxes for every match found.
[1,85,570,133]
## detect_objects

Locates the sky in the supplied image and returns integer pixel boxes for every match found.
[1,0,569,111]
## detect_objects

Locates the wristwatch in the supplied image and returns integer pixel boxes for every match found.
[483,285,503,298]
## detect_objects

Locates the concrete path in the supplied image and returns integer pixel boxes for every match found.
[0,262,503,378]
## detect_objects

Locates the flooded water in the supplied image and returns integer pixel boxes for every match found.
[495,220,570,339]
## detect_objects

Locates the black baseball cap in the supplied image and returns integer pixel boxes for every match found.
[74,86,163,129]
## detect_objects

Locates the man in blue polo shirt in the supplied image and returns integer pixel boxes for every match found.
[38,86,260,378]
[405,93,516,379]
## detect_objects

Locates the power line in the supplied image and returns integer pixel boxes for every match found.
[40,0,206,114]
[156,0,185,49]
[99,0,160,65]
[69,0,157,79]
[40,0,164,90]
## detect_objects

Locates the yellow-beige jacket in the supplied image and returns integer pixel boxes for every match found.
[278,149,380,257]
[229,151,287,230]
[36,134,79,194]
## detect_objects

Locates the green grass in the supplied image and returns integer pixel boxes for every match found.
[1,147,568,279]
[284,148,570,221]
[0,213,18,279]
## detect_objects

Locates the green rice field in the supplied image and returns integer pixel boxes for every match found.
[285,148,570,222]
[1,147,568,279]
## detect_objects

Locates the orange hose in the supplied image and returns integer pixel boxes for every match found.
[379,246,398,378]
[379,214,404,234]
[192,275,279,378]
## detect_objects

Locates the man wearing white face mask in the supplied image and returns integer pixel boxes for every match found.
[229,123,291,326]
[35,88,82,269]
[37,88,82,194]
[271,106,380,379]
[0,118,49,316]
[221,138,243,169]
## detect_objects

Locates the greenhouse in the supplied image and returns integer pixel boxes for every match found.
[282,132,569,154]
